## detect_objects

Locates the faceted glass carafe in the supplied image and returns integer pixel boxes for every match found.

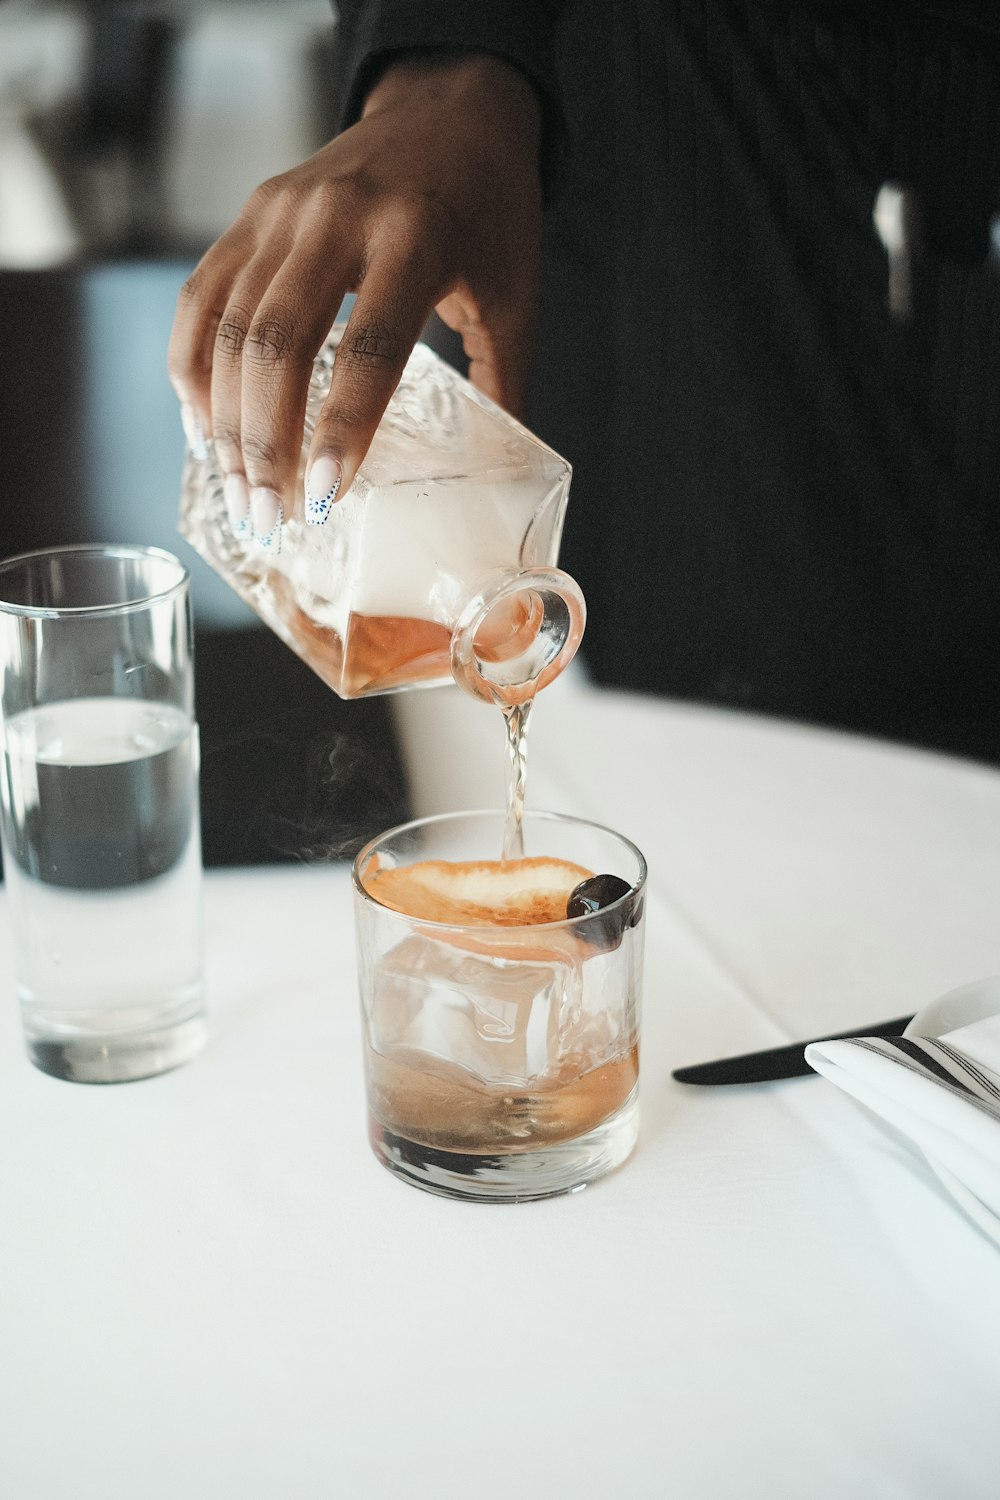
[178,327,584,704]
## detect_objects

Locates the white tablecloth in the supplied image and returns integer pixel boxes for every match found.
[2,686,1000,1499]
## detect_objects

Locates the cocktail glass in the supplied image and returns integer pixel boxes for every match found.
[353,809,646,1202]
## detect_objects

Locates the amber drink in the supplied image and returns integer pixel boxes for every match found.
[353,810,646,1201]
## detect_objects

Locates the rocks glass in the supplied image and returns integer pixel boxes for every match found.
[353,810,646,1202]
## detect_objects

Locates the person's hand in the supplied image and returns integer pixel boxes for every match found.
[168,52,543,548]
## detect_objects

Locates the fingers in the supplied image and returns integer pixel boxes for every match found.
[171,211,436,543]
[169,192,356,543]
[167,257,230,460]
[209,258,293,546]
[168,209,259,420]
[171,229,536,550]
[212,239,353,546]
[305,252,440,514]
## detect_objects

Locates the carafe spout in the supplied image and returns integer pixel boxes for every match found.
[449,567,586,706]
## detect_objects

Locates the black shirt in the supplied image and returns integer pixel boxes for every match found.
[332,1,1000,762]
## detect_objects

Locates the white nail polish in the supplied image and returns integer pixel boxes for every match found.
[181,402,208,460]
[224,473,251,537]
[305,454,342,526]
[251,487,283,554]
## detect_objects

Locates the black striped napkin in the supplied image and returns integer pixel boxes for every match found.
[845,1034,1000,1115]
[805,1018,1000,1245]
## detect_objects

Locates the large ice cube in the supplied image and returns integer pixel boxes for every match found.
[178,330,572,698]
[368,932,582,1089]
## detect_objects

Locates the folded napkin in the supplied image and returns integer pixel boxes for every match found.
[806,1013,1000,1245]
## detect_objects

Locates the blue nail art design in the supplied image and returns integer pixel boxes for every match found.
[256,500,283,555]
[305,476,341,526]
[224,475,252,539]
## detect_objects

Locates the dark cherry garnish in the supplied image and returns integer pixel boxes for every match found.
[567,874,633,918]
[567,874,635,950]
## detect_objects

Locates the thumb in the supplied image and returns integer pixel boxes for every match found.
[437,288,539,422]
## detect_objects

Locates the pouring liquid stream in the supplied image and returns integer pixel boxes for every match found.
[501,700,532,863]
[450,571,585,866]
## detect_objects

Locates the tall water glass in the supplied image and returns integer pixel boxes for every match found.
[0,545,205,1082]
[354,810,646,1202]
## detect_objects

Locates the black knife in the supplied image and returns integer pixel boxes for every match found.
[672,1013,915,1085]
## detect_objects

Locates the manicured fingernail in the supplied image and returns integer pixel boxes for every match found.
[223,473,251,537]
[181,402,208,460]
[305,454,342,525]
[251,487,282,553]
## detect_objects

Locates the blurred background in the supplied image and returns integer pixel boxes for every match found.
[0,0,411,867]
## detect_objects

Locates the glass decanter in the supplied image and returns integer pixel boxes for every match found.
[178,326,585,705]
